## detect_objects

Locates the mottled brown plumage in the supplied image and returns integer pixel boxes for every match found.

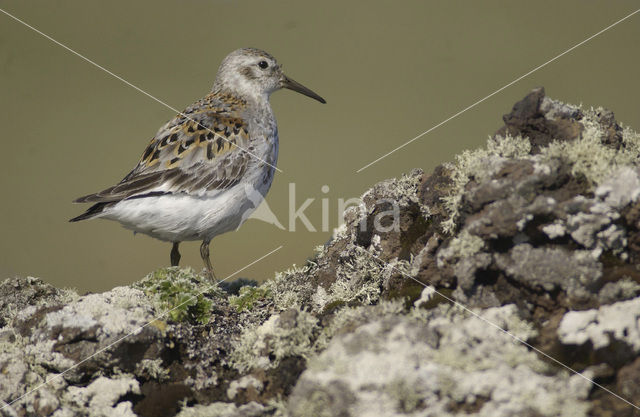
[71,48,325,280]
[74,94,252,205]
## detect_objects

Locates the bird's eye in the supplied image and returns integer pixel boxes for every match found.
[258,60,269,69]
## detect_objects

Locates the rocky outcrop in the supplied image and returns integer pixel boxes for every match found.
[2,88,640,416]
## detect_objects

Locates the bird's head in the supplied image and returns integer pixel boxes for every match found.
[213,48,325,104]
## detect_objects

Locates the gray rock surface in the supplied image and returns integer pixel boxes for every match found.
[290,304,591,417]
[2,88,640,416]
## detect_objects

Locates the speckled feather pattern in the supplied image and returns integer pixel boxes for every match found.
[71,49,285,242]
[75,93,266,203]
[71,47,324,270]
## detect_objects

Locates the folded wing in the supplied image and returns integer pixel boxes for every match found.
[74,104,252,205]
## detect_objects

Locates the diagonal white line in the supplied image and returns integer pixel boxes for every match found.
[2,2,638,413]
[0,245,283,411]
[356,7,640,173]
[358,247,640,411]
[0,7,283,174]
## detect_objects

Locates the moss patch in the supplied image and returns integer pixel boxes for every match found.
[229,286,270,312]
[134,267,216,325]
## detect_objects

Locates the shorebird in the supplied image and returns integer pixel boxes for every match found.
[70,48,325,281]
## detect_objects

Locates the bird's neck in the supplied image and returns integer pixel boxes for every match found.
[213,86,271,110]
[212,73,272,107]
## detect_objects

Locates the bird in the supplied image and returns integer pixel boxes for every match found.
[70,48,326,281]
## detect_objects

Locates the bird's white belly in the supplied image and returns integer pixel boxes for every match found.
[102,170,273,242]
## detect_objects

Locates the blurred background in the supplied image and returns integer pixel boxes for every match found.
[1,1,639,293]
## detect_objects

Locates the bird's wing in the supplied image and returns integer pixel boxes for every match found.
[74,103,253,204]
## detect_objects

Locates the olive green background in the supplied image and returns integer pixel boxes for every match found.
[1,1,639,292]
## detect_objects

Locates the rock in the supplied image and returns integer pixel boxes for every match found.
[2,89,640,416]
[496,87,584,152]
[64,377,140,417]
[617,357,640,404]
[557,297,640,367]
[174,402,267,417]
[494,244,602,302]
[289,305,590,417]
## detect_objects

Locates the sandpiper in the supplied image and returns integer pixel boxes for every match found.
[70,48,325,281]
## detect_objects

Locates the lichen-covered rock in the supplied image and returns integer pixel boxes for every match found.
[289,304,591,417]
[61,376,140,417]
[2,89,640,416]
[558,297,640,363]
[0,272,256,417]
[174,401,268,417]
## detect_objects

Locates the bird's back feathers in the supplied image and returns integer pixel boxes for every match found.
[70,93,254,221]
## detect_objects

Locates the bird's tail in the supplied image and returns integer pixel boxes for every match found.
[69,202,109,222]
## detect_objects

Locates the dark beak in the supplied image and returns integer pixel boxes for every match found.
[281,75,326,104]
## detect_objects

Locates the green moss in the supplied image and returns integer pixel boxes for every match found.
[134,267,216,324]
[229,286,270,312]
[399,212,431,260]
[417,287,454,310]
[321,299,347,314]
[383,282,424,307]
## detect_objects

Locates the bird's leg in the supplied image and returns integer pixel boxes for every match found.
[170,242,181,267]
[200,239,217,282]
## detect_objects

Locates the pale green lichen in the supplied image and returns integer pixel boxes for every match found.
[538,107,640,187]
[413,285,437,308]
[293,304,588,417]
[440,103,640,234]
[330,223,350,242]
[385,378,425,413]
[441,135,532,233]
[289,390,337,417]
[429,304,543,373]
[311,247,396,313]
[230,310,319,373]
[622,123,640,152]
[63,376,140,416]
[314,300,405,351]
[598,277,640,304]
[227,375,264,400]
[261,264,316,311]
[175,401,267,417]
[135,359,169,382]
[266,396,290,417]
[239,238,395,319]
[364,170,423,208]
[437,230,485,266]
[0,277,79,329]
[558,297,640,351]
[133,267,217,324]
